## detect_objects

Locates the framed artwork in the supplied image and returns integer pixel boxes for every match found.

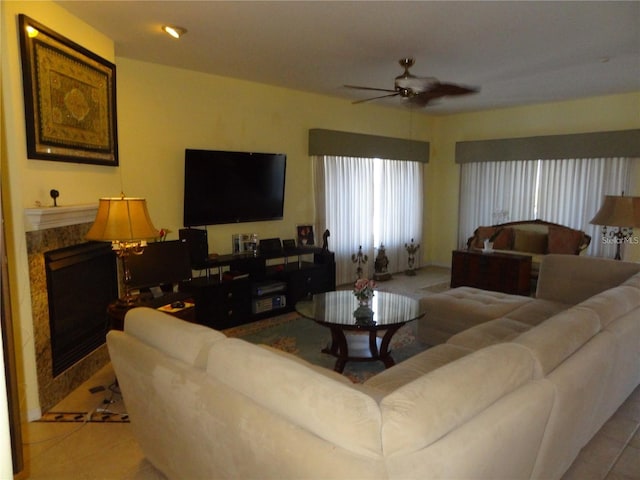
[18,15,119,166]
[297,225,315,247]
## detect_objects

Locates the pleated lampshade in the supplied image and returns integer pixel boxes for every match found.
[86,196,158,242]
[590,195,640,228]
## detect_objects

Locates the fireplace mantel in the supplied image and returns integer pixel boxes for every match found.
[24,204,98,231]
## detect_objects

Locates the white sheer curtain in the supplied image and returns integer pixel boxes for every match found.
[458,160,539,246]
[314,155,423,285]
[458,157,639,257]
[537,157,637,257]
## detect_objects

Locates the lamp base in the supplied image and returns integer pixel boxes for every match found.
[114,294,141,307]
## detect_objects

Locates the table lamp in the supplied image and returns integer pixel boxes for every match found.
[590,193,640,260]
[86,194,159,304]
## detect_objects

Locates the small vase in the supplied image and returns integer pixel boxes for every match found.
[358,297,371,307]
[354,295,374,323]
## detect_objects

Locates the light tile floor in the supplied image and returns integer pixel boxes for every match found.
[18,267,640,479]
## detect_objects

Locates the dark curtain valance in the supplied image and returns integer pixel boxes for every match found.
[309,129,429,163]
[455,129,640,164]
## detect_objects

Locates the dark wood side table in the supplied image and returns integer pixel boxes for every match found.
[451,249,532,296]
[107,297,196,331]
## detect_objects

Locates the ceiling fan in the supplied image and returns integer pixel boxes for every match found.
[345,58,479,107]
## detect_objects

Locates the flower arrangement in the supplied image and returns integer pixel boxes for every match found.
[157,228,171,242]
[353,278,376,301]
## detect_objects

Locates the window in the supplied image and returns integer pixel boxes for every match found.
[459,157,639,257]
[313,155,423,285]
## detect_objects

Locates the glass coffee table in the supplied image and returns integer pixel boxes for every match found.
[295,290,425,373]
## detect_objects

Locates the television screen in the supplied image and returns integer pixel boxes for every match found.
[126,240,192,290]
[183,149,286,226]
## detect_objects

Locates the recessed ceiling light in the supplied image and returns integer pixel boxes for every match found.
[162,25,187,39]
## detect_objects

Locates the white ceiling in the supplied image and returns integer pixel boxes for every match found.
[55,1,640,114]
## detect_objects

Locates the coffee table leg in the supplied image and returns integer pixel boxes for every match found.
[379,325,402,369]
[321,326,349,373]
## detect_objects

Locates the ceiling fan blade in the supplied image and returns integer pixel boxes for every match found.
[409,82,479,107]
[407,92,440,107]
[344,85,397,93]
[427,82,479,96]
[352,92,400,104]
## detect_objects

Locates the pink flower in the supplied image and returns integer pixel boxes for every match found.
[354,278,376,299]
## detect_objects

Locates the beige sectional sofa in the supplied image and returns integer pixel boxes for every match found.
[107,254,639,480]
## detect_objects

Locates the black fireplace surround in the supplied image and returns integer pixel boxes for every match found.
[44,242,118,377]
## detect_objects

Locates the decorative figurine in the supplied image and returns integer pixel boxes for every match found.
[373,244,391,281]
[404,238,420,276]
[351,245,368,279]
[322,229,330,251]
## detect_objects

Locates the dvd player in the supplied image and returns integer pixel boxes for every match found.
[252,281,287,296]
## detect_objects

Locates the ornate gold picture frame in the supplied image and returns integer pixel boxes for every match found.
[18,15,118,166]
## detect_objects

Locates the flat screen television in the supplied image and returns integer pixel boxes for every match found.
[183,149,286,226]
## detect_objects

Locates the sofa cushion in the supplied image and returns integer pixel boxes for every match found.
[124,307,226,368]
[576,285,640,329]
[448,318,533,351]
[380,343,540,456]
[417,287,532,345]
[513,229,547,254]
[622,271,640,289]
[503,298,570,326]
[364,344,472,394]
[514,306,601,375]
[207,338,383,456]
[547,226,584,254]
[258,344,354,386]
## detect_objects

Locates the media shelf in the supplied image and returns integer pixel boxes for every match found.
[185,247,335,330]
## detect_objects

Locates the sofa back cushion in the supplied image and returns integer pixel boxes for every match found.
[513,229,547,253]
[514,306,601,375]
[124,307,226,368]
[206,338,383,456]
[576,284,640,329]
[547,226,584,254]
[380,343,539,456]
[536,255,640,305]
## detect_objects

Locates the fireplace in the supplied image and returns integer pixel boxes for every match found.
[25,204,125,412]
[44,242,117,377]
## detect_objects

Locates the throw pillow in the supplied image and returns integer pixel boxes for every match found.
[492,228,514,250]
[548,226,583,254]
[472,226,514,250]
[513,230,547,254]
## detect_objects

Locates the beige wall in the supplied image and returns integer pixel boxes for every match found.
[1,0,639,423]
[115,58,434,254]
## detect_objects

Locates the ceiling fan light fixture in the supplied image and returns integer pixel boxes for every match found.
[162,25,187,39]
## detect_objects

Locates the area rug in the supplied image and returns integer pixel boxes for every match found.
[225,312,430,383]
[420,281,451,294]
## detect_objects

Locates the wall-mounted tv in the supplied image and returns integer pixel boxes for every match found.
[183,149,286,226]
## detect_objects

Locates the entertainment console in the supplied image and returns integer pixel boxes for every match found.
[186,247,335,329]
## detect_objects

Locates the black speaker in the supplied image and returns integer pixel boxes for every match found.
[179,228,209,267]
[259,238,282,254]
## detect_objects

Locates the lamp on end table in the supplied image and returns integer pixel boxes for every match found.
[590,193,640,260]
[86,194,159,305]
